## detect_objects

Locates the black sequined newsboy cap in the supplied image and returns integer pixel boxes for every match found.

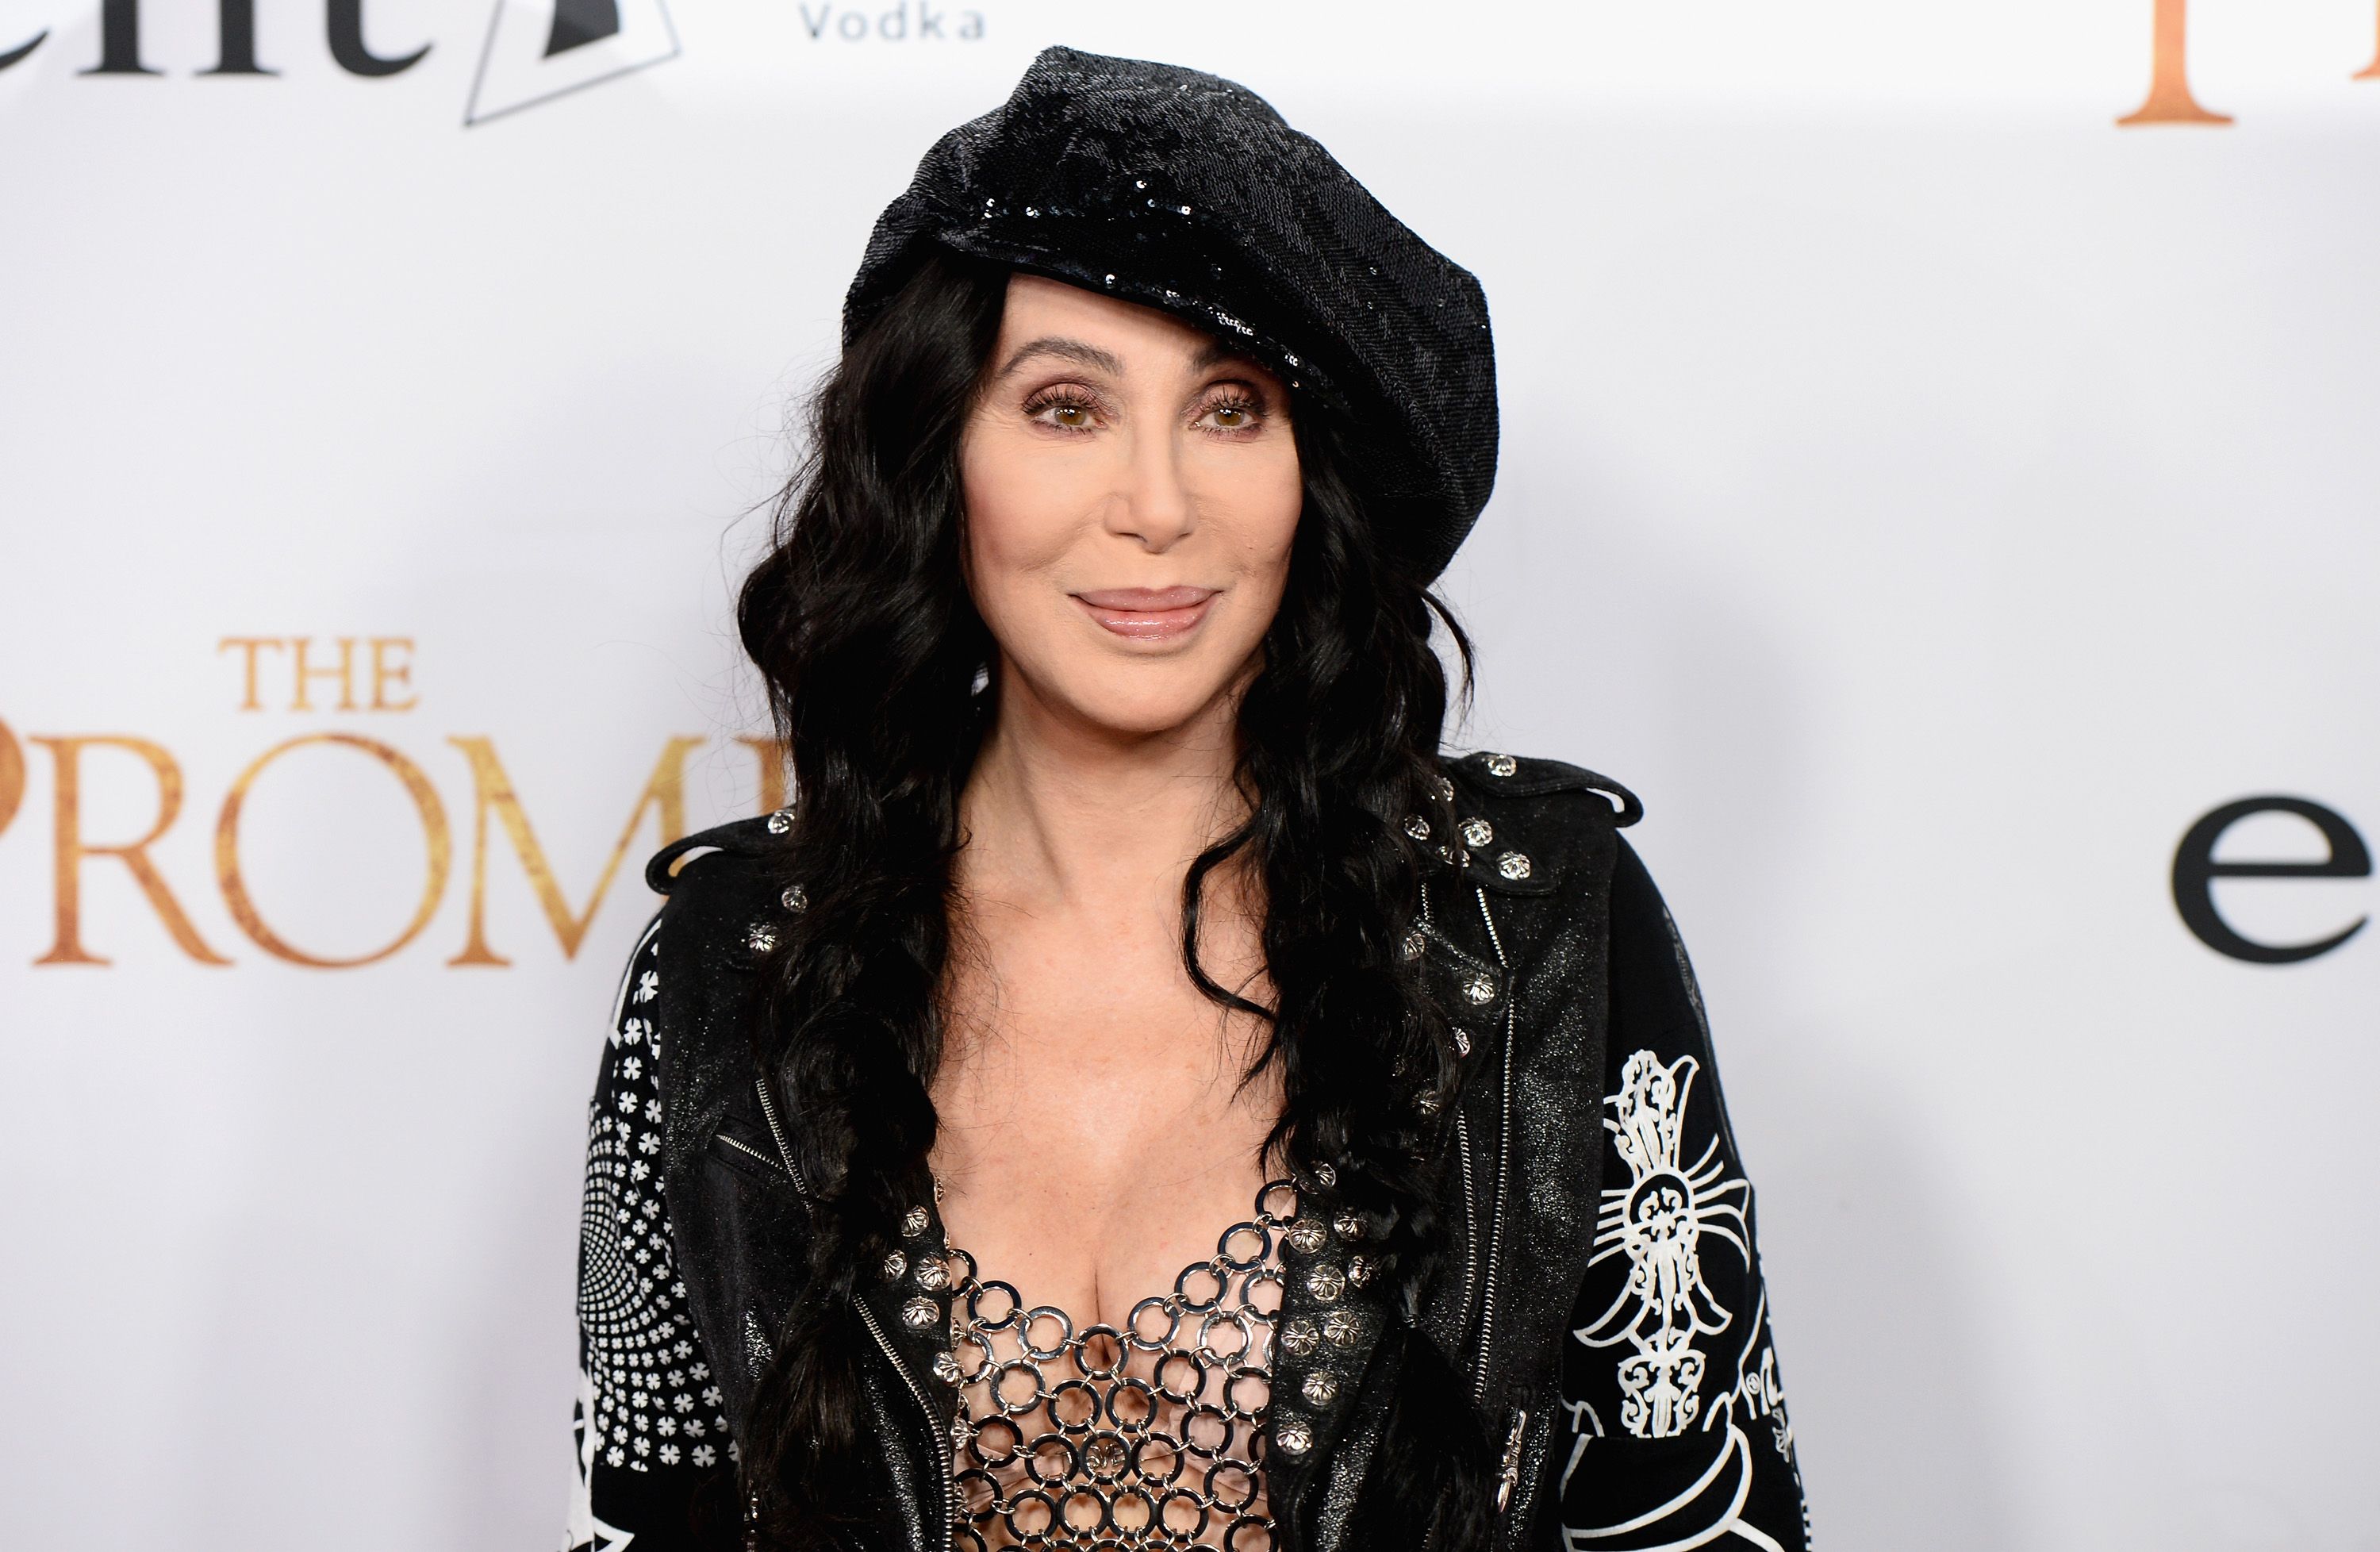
[843,44,1499,582]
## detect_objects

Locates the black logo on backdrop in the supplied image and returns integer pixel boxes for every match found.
[2172,797,2370,963]
[2,0,985,117]
[1,0,435,80]
[464,0,679,126]
[0,0,1003,123]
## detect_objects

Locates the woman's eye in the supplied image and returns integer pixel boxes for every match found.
[1027,393,1099,430]
[1203,398,1261,432]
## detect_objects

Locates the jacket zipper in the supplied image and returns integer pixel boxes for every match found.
[1495,1408,1529,1514]
[1453,1104,1480,1344]
[1470,885,1514,1412]
[738,1071,804,1551]
[1426,880,1487,1354]
[754,1073,950,1550]
[851,1291,954,1550]
[712,1130,793,1179]
[751,1075,811,1199]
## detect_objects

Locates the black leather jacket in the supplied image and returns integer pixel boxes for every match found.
[564,752,1810,1551]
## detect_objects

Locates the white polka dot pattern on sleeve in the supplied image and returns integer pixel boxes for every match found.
[575,928,735,1477]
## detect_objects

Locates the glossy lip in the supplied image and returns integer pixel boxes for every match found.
[1070,586,1219,643]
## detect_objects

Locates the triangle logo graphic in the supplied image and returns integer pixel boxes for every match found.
[464,0,680,127]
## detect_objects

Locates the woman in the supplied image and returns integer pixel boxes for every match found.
[566,45,1808,1552]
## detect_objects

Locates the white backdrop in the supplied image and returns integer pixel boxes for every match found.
[4,2,2378,1548]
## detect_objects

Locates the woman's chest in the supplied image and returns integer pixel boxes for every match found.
[925,976,1294,1545]
[927,1028,1281,1331]
[929,918,1282,1332]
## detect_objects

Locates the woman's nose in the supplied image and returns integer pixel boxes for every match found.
[1105,421,1196,551]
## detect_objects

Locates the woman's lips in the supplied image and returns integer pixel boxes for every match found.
[1072,586,1219,641]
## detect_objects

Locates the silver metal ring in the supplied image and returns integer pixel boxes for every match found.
[1173,1261,1226,1312]
[990,1358,1049,1417]
[1181,1402,1236,1459]
[1020,1304,1073,1362]
[1157,1488,1210,1541]
[1022,1431,1079,1488]
[967,1279,1021,1331]
[1128,1431,1185,1487]
[1046,1377,1102,1435]
[1197,1306,1256,1365]
[1153,1349,1210,1404]
[967,1414,1023,1468]
[1205,1458,1260,1512]
[951,1329,996,1381]
[1054,1484,1111,1538]
[998,1487,1058,1541]
[1072,1323,1129,1380]
[1126,1296,1180,1350]
[1106,1376,1160,1435]
[1216,1222,1270,1270]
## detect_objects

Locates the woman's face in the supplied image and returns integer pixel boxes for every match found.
[959,271,1303,740]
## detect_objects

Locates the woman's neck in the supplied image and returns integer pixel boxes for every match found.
[955,670,1251,918]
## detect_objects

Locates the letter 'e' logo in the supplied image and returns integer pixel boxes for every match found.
[2171,797,2371,964]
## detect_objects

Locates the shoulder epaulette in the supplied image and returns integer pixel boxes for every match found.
[1445,751,1641,828]
[643,808,795,895]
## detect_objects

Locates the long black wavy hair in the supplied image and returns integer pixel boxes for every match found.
[732,248,1496,1548]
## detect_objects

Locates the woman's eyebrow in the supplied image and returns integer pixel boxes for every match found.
[1189,337,1257,374]
[992,336,1125,379]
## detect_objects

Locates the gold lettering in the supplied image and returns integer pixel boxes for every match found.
[291,636,359,713]
[368,636,419,711]
[0,714,21,838]
[737,733,790,817]
[446,735,702,965]
[214,733,451,968]
[2119,0,2232,125]
[217,636,286,712]
[0,716,23,839]
[33,736,231,966]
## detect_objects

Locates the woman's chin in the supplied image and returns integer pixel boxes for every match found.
[1042,675,1242,743]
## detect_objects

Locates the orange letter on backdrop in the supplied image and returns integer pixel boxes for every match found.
[33,736,231,966]
[446,736,702,965]
[369,637,419,711]
[2120,0,2232,125]
[217,637,286,711]
[0,716,23,840]
[2359,2,2380,79]
[214,733,452,968]
[292,636,359,713]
